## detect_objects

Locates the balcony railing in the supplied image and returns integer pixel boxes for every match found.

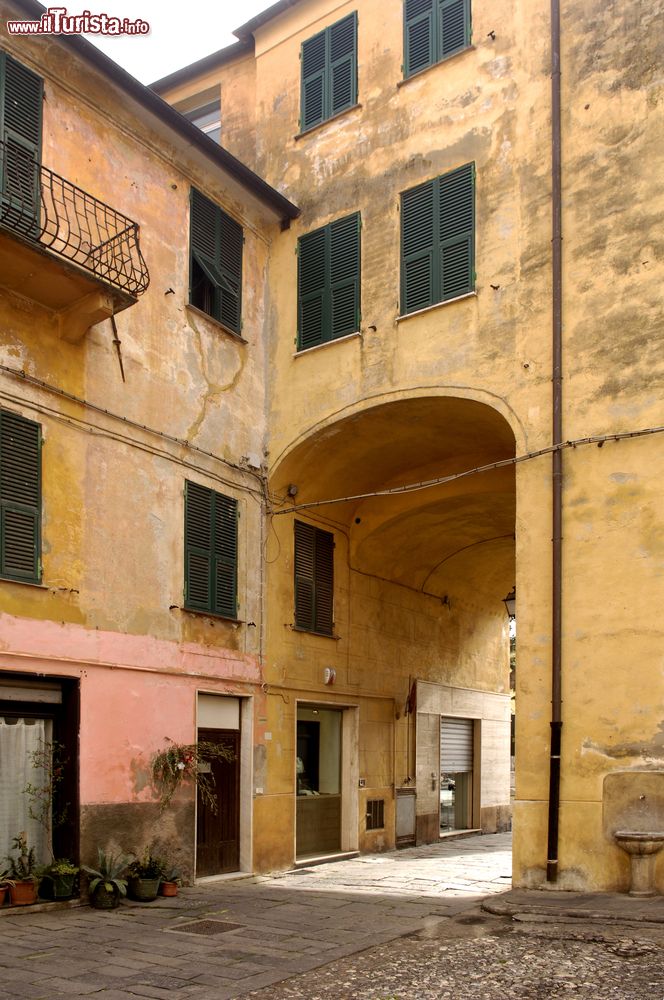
[0,139,149,298]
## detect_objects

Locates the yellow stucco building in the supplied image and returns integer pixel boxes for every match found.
[155,0,664,892]
[1,0,663,897]
[0,0,297,880]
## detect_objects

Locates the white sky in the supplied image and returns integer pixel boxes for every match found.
[80,1,275,85]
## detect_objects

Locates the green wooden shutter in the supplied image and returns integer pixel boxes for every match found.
[0,52,42,237]
[301,12,357,131]
[401,178,436,314]
[329,13,357,117]
[298,227,327,349]
[294,520,316,630]
[294,521,334,635]
[190,188,243,334]
[298,213,361,349]
[330,213,360,340]
[404,0,435,77]
[0,410,41,583]
[438,162,474,300]
[313,528,334,635]
[218,208,243,334]
[184,480,213,611]
[213,493,237,619]
[439,0,470,58]
[185,481,238,617]
[301,30,327,131]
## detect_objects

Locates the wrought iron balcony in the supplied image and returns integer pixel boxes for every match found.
[0,138,149,299]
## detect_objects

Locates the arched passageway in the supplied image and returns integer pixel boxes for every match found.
[263,394,516,866]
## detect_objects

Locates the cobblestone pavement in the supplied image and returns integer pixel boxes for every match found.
[3,833,662,1000]
[248,910,664,1000]
[0,833,511,999]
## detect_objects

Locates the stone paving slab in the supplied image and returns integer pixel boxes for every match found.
[0,833,513,999]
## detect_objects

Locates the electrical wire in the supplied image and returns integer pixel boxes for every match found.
[270,425,664,515]
[0,363,264,486]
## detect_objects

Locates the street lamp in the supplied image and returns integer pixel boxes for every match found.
[503,587,516,619]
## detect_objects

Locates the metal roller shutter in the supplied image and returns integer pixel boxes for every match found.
[441,716,473,772]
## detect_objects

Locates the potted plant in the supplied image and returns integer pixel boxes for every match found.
[39,859,79,900]
[0,869,15,907]
[158,863,182,897]
[126,853,165,902]
[6,832,39,905]
[82,850,129,910]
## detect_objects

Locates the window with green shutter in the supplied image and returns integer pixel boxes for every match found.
[0,410,41,584]
[298,212,360,351]
[0,52,43,237]
[294,521,334,636]
[300,12,357,132]
[401,162,475,315]
[184,480,238,619]
[189,188,243,335]
[404,0,471,78]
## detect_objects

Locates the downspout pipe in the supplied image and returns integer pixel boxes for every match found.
[547,0,563,884]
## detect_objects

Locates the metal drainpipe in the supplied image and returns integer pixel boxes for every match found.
[547,0,563,884]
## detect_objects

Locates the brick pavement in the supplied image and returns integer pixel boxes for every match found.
[0,832,512,999]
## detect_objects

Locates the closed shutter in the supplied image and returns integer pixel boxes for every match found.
[0,410,41,583]
[329,13,357,117]
[313,528,334,635]
[329,213,360,339]
[404,0,435,77]
[294,520,334,635]
[300,12,357,131]
[0,52,42,236]
[401,163,474,315]
[301,30,327,131]
[185,481,238,618]
[404,0,470,79]
[298,212,360,349]
[185,480,213,611]
[439,0,470,59]
[401,179,435,314]
[189,188,242,334]
[438,161,474,300]
[213,493,237,619]
[298,227,327,349]
[441,716,474,773]
[294,521,315,631]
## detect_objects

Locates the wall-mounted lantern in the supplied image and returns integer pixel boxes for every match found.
[503,588,516,620]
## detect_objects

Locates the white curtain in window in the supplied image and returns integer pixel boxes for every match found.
[0,717,52,866]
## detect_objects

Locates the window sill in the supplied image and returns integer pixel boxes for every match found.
[294,104,362,141]
[0,576,45,589]
[396,291,476,322]
[294,331,361,357]
[186,304,248,344]
[398,45,475,88]
[175,604,244,625]
[290,625,341,641]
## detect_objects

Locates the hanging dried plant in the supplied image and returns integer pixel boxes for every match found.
[151,738,235,814]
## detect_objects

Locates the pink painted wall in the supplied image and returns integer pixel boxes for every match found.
[0,613,261,804]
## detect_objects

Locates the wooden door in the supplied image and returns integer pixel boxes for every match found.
[196,728,240,876]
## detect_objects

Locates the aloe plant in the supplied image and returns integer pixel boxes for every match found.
[82,849,130,897]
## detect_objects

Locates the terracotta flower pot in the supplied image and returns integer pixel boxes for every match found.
[9,880,38,906]
[159,881,178,897]
[0,885,7,906]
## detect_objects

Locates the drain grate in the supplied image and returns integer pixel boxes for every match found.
[171,919,244,936]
